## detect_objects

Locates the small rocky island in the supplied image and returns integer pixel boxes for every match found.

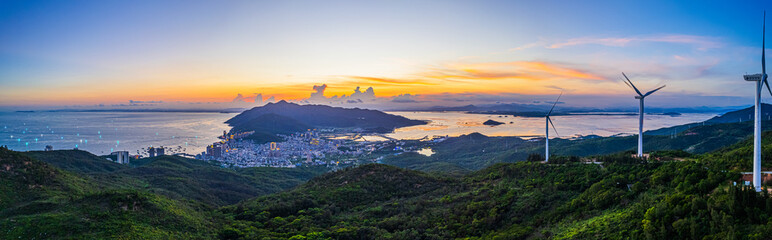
[483,119,505,126]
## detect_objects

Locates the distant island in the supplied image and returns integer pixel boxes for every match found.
[483,119,504,126]
[226,101,427,143]
[27,108,247,113]
[470,111,684,118]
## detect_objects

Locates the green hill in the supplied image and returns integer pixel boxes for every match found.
[6,127,772,239]
[118,155,326,206]
[219,156,771,239]
[0,148,90,211]
[16,150,327,206]
[0,147,219,239]
[2,189,218,239]
[229,113,310,144]
[24,150,128,173]
[380,120,768,173]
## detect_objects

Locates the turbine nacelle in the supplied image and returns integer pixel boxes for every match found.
[744,73,766,81]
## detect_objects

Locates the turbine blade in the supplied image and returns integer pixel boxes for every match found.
[764,11,769,97]
[644,85,666,97]
[548,117,559,137]
[765,78,772,97]
[546,92,563,116]
[622,72,643,96]
[621,79,635,91]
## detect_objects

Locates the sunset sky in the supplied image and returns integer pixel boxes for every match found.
[0,0,770,109]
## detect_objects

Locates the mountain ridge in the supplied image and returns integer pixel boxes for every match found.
[226,101,426,141]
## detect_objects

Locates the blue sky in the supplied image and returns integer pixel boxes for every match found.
[0,0,770,109]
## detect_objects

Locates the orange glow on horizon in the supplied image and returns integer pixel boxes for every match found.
[0,60,620,106]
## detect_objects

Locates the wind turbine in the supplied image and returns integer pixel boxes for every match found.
[622,72,665,158]
[545,92,562,162]
[743,11,770,192]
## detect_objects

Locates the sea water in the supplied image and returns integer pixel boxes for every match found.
[0,111,235,156]
[385,111,719,140]
[0,110,720,155]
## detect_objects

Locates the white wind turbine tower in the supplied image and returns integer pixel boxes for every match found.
[622,73,665,158]
[743,11,770,192]
[545,92,562,162]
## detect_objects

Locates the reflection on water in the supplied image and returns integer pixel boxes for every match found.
[0,112,235,155]
[386,111,718,140]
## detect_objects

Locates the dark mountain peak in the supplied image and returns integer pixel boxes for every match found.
[461,132,489,139]
[226,103,427,141]
[273,100,292,105]
[260,100,298,109]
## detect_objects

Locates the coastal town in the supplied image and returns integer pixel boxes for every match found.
[194,129,414,168]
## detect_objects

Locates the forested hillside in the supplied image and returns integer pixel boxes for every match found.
[381,120,772,174]
[4,131,772,239]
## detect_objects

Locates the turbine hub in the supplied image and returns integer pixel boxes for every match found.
[745,73,764,81]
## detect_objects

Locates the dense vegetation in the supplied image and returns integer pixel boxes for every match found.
[379,119,772,173]
[0,148,218,239]
[4,129,772,239]
[218,154,772,239]
[21,150,327,206]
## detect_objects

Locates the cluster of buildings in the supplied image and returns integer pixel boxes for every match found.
[105,145,169,165]
[197,129,388,168]
[106,150,133,164]
[147,146,165,157]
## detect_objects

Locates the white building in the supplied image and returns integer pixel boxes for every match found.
[116,151,130,164]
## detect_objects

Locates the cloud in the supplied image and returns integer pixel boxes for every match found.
[232,93,270,105]
[254,93,263,104]
[128,100,163,104]
[551,35,722,50]
[392,93,419,103]
[232,94,247,103]
[310,84,327,101]
[511,34,723,51]
[305,85,377,104]
[344,76,435,85]
[427,61,605,81]
[350,86,375,100]
[334,61,605,96]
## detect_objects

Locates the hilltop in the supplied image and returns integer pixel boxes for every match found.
[0,148,218,239]
[705,103,772,124]
[647,104,772,136]
[225,101,426,143]
[19,150,327,206]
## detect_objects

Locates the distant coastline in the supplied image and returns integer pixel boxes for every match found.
[15,108,245,114]
[468,111,683,117]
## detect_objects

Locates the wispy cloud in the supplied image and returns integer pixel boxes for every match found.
[341,76,436,85]
[425,61,605,81]
[331,61,605,95]
[511,34,723,51]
